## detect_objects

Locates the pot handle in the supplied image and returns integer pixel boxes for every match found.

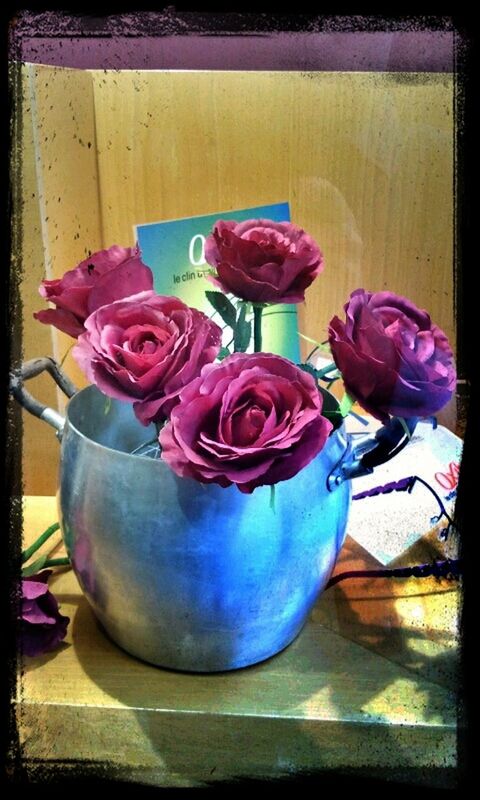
[10,357,77,436]
[327,416,419,491]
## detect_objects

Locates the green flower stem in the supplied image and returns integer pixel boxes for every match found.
[306,345,319,362]
[43,557,71,568]
[253,305,263,353]
[269,484,276,513]
[60,343,74,367]
[316,362,337,378]
[339,392,355,418]
[21,522,60,564]
[397,417,413,440]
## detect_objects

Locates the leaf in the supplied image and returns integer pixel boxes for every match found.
[233,304,252,352]
[217,346,231,361]
[339,392,355,417]
[397,417,413,440]
[322,409,343,428]
[205,291,237,330]
[297,362,339,384]
[316,362,338,379]
[104,397,112,415]
[297,362,320,382]
[22,555,48,577]
[234,299,252,313]
[326,376,341,390]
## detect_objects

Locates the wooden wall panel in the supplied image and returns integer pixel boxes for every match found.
[19,67,59,497]
[20,67,454,495]
[20,64,103,495]
[92,71,454,352]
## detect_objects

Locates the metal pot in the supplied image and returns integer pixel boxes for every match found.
[12,357,416,672]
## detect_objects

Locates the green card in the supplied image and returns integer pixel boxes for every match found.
[134,203,299,362]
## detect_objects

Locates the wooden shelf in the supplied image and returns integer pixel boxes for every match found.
[16,496,460,787]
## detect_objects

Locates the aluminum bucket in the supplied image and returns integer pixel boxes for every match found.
[12,357,416,671]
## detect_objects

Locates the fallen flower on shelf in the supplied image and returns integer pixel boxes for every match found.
[19,521,71,657]
[19,570,70,657]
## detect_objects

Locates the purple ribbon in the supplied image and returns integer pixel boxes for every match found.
[331,473,460,589]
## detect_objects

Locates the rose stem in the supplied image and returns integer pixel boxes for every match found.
[21,522,61,564]
[253,305,263,352]
[42,557,71,568]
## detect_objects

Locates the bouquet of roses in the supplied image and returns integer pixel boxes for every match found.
[22,217,456,656]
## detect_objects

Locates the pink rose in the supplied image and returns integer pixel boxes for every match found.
[34,245,154,338]
[160,353,333,493]
[328,289,456,422]
[204,219,324,304]
[73,291,222,425]
[20,571,70,657]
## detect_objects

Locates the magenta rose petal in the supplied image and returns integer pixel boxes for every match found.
[160,352,332,493]
[20,571,70,657]
[204,218,324,304]
[329,289,456,420]
[73,293,222,424]
[214,260,279,304]
[42,285,92,320]
[88,257,154,311]
[34,244,154,339]
[22,574,50,597]
[238,417,332,494]
[22,599,57,625]
[369,291,431,329]
[33,307,85,338]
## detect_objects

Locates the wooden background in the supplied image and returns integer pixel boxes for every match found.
[18,65,455,496]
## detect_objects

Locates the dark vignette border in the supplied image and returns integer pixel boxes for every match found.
[4,8,475,794]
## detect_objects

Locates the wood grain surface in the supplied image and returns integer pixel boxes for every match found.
[18,66,455,496]
[18,68,59,496]
[16,496,460,786]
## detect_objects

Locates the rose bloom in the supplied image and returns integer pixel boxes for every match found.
[73,291,222,425]
[34,245,154,338]
[204,219,324,304]
[328,289,456,422]
[160,353,333,494]
[20,571,70,657]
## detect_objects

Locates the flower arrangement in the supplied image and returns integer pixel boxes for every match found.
[34,218,456,493]
[24,217,456,658]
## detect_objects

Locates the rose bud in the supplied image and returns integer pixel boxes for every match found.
[20,571,70,657]
[73,291,222,425]
[160,352,333,494]
[204,219,324,304]
[34,244,154,338]
[328,289,456,422]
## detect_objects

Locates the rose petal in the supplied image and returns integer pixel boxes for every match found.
[160,353,330,493]
[204,218,323,303]
[329,288,456,420]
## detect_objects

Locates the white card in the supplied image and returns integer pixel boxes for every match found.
[345,420,462,564]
